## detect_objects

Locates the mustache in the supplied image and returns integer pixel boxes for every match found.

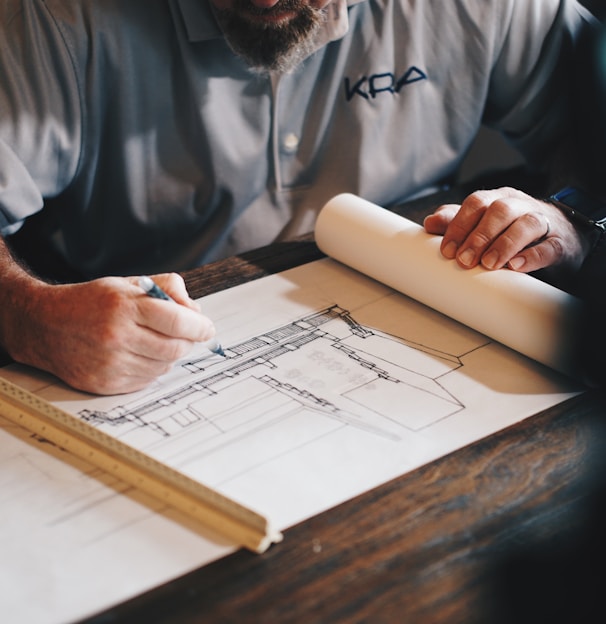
[233,0,313,16]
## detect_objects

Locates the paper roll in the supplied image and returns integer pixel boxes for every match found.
[315,193,581,376]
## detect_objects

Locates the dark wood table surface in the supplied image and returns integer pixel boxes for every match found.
[72,181,606,623]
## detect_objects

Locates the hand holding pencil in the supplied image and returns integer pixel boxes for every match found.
[2,272,218,395]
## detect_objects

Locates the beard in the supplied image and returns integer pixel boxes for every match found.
[212,0,328,74]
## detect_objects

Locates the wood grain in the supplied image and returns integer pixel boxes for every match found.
[84,393,602,624]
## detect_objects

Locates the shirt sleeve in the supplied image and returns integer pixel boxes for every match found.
[0,2,82,233]
[483,0,594,167]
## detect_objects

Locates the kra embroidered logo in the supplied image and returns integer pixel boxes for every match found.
[344,66,427,101]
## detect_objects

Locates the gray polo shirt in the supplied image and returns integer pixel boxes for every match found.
[0,0,590,277]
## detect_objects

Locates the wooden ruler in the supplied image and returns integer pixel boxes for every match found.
[0,376,282,553]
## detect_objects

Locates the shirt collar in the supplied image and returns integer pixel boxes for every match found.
[174,0,366,43]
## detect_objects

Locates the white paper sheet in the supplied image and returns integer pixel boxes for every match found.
[0,196,584,624]
[316,193,582,376]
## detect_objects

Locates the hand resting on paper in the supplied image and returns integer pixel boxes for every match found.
[0,265,216,395]
[423,187,589,273]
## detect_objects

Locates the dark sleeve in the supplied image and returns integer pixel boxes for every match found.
[569,17,606,391]
[573,17,606,194]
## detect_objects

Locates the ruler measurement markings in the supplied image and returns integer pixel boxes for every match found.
[0,377,281,553]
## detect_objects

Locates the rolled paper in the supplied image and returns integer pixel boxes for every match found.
[315,193,582,377]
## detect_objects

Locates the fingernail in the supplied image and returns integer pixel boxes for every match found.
[442,241,458,259]
[508,256,526,271]
[458,248,475,267]
[481,250,499,270]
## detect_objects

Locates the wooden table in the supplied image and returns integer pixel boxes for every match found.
[79,183,606,623]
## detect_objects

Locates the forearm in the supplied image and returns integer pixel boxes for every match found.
[0,236,47,364]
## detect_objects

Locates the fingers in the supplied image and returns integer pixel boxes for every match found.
[136,292,215,344]
[507,229,565,272]
[150,272,200,311]
[438,189,529,268]
[132,272,217,363]
[472,209,552,270]
[423,204,460,234]
[427,187,582,273]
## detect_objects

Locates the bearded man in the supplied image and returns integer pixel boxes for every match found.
[0,0,594,393]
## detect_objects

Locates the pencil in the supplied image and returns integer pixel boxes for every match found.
[138,276,226,357]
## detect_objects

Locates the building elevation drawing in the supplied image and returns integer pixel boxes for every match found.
[77,303,472,483]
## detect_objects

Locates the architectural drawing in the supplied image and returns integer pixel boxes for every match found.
[69,301,488,488]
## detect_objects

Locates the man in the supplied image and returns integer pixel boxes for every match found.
[0,0,593,394]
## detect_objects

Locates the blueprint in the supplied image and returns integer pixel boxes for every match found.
[0,256,582,624]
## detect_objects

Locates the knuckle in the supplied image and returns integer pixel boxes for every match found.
[522,212,544,230]
[96,323,124,349]
[545,236,564,259]
[434,203,458,216]
[486,199,515,220]
[465,189,492,206]
[468,230,493,247]
[159,272,186,294]
[458,196,485,217]
[526,237,562,268]
[166,312,182,337]
[161,305,189,338]
[447,221,474,241]
[497,230,517,247]
[464,187,512,209]
[97,288,125,313]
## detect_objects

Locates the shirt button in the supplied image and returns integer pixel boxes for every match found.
[283,133,299,153]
